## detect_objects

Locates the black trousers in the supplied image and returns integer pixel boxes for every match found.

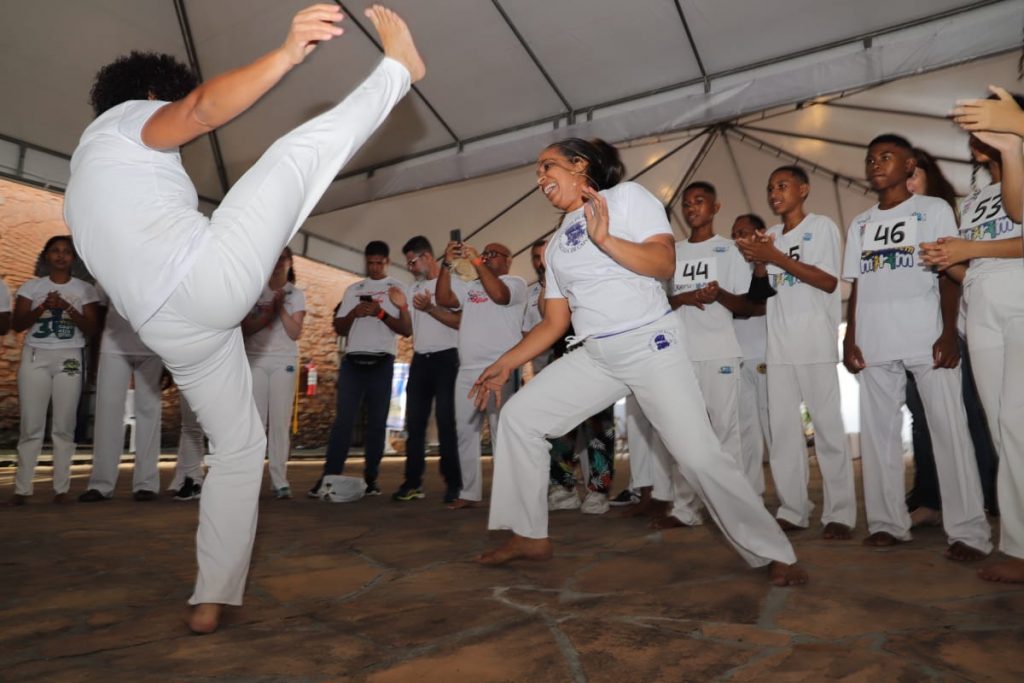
[401,348,461,491]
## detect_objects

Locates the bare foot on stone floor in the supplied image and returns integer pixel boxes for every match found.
[770,561,809,586]
[188,603,223,635]
[978,558,1024,583]
[945,541,989,562]
[447,498,479,510]
[365,5,425,83]
[863,531,909,547]
[478,534,553,565]
[822,522,852,540]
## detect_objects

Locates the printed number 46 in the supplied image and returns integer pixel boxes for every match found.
[972,195,1002,224]
[873,221,906,246]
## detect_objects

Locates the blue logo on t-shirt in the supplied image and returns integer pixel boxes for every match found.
[802,232,813,241]
[560,219,589,253]
[713,245,728,253]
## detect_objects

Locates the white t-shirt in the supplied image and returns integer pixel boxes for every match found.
[959,183,1023,285]
[0,278,11,315]
[65,100,210,331]
[16,276,98,350]
[523,281,544,332]
[96,284,155,356]
[336,277,405,355]
[764,214,842,365]
[245,283,306,358]
[733,263,767,360]
[843,195,957,362]
[408,277,459,354]
[670,235,746,361]
[450,274,527,369]
[545,182,673,339]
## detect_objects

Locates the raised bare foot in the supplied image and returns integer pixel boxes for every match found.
[944,541,989,562]
[446,498,478,510]
[188,603,222,635]
[863,531,909,547]
[365,5,425,82]
[910,506,942,528]
[822,522,852,540]
[770,561,809,586]
[776,518,803,532]
[978,558,1024,583]
[5,494,27,507]
[650,514,686,530]
[478,534,553,565]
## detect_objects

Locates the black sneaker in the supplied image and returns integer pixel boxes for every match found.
[173,478,201,501]
[391,486,425,502]
[133,490,158,502]
[78,489,110,503]
[364,481,382,496]
[609,488,640,507]
[307,477,324,499]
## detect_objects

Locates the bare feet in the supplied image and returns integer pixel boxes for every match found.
[776,518,803,532]
[863,531,909,547]
[478,534,553,565]
[53,493,73,505]
[978,558,1024,583]
[446,498,478,510]
[770,561,809,586]
[5,494,27,507]
[822,522,852,540]
[910,506,942,528]
[188,603,222,635]
[650,514,686,530]
[365,5,425,83]
[944,541,989,562]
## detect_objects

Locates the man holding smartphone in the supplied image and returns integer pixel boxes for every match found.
[310,240,411,498]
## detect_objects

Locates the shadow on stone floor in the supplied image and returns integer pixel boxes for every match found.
[1,458,1021,682]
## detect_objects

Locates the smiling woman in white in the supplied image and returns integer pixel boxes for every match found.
[242,248,306,500]
[469,138,805,585]
[9,236,98,505]
[61,5,425,633]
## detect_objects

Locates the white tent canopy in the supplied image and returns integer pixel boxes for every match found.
[1,0,1022,282]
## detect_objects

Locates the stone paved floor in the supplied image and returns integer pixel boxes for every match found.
[1,458,1021,682]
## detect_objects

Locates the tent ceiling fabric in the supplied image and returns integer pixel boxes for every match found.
[1,0,1022,278]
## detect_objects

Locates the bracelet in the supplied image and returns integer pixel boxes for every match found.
[471,257,483,267]
[376,309,388,321]
[441,259,452,270]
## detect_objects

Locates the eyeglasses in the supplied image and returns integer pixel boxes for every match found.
[482,250,510,259]
[405,252,427,267]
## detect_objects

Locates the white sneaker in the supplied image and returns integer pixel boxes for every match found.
[548,486,581,511]
[580,491,609,515]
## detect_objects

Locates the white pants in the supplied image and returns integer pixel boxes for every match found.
[490,316,796,567]
[135,59,410,605]
[249,355,297,491]
[965,270,1024,558]
[860,358,991,550]
[169,397,206,490]
[767,363,856,528]
[88,353,163,496]
[15,347,83,496]
[454,366,513,502]
[738,358,770,496]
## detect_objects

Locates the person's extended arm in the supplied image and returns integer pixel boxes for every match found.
[469,298,572,409]
[428,305,461,330]
[583,187,675,280]
[461,245,511,305]
[933,276,961,369]
[919,236,1023,269]
[142,4,344,150]
[381,286,412,337]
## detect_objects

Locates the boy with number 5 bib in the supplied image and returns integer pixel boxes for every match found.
[736,166,856,539]
[844,134,990,559]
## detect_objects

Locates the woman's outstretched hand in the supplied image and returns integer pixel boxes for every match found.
[282,4,345,66]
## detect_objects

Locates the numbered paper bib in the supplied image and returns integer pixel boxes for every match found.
[959,184,1019,242]
[674,257,717,290]
[861,216,917,253]
[765,243,801,276]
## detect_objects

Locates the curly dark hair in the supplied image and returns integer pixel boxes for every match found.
[89,51,197,116]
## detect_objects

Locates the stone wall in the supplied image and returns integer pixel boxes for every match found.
[0,178,398,449]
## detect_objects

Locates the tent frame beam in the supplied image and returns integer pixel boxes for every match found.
[673,0,710,93]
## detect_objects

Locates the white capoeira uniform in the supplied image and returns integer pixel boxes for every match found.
[14,276,98,496]
[65,58,412,605]
[87,285,164,497]
[523,281,553,375]
[764,214,856,529]
[959,183,1024,559]
[168,397,206,492]
[489,181,796,568]
[844,195,990,550]
[450,273,526,502]
[734,302,770,497]
[245,282,305,492]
